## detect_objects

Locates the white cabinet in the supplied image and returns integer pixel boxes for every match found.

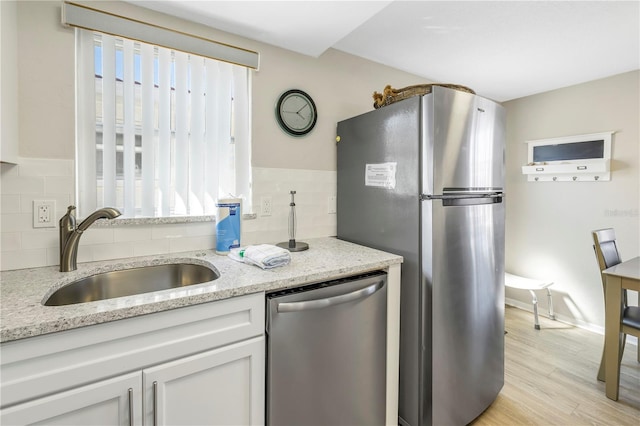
[145,337,264,425]
[1,372,142,426]
[0,293,265,425]
[0,0,19,164]
[1,338,264,426]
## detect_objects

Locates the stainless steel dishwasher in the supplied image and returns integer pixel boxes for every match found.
[266,270,388,426]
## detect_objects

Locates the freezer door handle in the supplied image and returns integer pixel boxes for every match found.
[276,280,385,313]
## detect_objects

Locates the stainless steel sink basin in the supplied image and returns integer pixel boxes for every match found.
[44,263,219,306]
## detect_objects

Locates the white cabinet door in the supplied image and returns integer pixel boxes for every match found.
[0,372,142,426]
[0,0,19,164]
[143,336,265,426]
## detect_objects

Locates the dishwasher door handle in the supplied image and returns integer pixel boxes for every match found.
[276,280,385,313]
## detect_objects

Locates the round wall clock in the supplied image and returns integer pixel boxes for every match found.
[275,89,317,136]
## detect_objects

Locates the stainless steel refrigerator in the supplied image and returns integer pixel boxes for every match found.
[337,86,505,426]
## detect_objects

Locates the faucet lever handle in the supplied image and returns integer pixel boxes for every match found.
[61,205,77,229]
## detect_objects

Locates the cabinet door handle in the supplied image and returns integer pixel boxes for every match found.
[153,381,158,426]
[127,388,134,426]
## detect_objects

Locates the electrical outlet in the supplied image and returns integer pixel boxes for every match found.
[260,197,273,216]
[328,195,337,214]
[33,200,56,228]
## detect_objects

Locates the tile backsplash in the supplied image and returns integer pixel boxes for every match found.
[246,167,337,245]
[0,159,337,271]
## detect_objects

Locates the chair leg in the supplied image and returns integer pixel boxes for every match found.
[528,290,540,330]
[597,345,606,381]
[546,288,556,320]
[597,332,627,382]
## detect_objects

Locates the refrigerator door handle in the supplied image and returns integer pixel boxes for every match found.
[421,193,503,206]
[421,193,503,200]
[276,280,385,313]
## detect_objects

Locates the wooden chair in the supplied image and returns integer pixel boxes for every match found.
[592,228,640,382]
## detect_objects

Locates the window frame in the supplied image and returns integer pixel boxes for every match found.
[75,29,253,219]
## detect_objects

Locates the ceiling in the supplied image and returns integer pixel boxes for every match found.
[128,1,640,102]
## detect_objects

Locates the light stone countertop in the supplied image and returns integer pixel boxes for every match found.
[0,237,402,343]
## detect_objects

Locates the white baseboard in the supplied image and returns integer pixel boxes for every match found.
[505,299,638,347]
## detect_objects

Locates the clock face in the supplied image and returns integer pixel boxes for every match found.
[276,89,317,136]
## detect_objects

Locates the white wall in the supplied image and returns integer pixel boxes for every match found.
[0,0,429,271]
[503,70,640,331]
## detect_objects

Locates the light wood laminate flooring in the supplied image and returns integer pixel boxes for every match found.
[472,306,640,425]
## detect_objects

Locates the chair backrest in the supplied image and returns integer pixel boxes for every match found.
[592,228,622,275]
[592,228,625,307]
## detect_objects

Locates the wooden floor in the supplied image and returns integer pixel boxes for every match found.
[471,306,640,425]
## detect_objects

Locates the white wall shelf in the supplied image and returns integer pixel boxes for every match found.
[522,131,613,182]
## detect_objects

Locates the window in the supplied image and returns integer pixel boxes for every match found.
[75,29,252,218]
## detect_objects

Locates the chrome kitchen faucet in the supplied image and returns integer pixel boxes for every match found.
[59,205,121,272]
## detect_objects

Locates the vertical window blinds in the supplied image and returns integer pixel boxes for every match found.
[67,2,256,218]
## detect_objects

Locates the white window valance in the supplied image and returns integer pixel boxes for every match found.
[62,1,259,70]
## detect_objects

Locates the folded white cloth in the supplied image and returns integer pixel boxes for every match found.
[229,244,291,269]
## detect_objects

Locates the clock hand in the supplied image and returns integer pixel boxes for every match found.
[296,104,309,113]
